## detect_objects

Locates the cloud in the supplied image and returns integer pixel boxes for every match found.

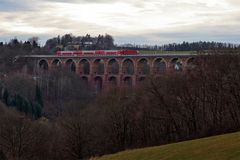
[227,0,240,5]
[0,0,239,44]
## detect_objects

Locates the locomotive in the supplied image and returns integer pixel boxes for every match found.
[56,50,139,56]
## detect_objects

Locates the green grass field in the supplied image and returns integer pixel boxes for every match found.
[139,50,197,55]
[97,132,240,160]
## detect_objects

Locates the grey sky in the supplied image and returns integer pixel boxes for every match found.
[0,0,239,45]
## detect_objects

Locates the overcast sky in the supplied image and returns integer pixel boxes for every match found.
[0,0,240,45]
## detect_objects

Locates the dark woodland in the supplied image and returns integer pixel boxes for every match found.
[0,36,240,160]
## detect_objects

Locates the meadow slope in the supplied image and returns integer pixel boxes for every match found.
[98,132,240,160]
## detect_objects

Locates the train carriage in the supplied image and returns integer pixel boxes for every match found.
[57,50,139,56]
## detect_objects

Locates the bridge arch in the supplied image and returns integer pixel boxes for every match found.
[137,58,150,75]
[80,76,89,85]
[186,57,196,70]
[65,59,76,72]
[123,76,133,87]
[93,59,105,75]
[170,57,183,71]
[107,59,119,75]
[138,76,147,86]
[122,58,135,75]
[38,59,49,71]
[94,76,103,93]
[52,59,62,69]
[186,57,195,65]
[79,59,90,75]
[108,76,118,86]
[139,76,146,82]
[153,58,167,74]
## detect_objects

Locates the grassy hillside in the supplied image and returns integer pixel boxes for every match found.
[139,50,197,55]
[98,132,240,160]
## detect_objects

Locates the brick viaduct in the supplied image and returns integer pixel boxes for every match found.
[16,54,197,91]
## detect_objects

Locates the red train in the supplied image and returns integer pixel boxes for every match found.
[56,50,139,56]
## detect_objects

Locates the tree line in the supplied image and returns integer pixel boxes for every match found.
[117,41,240,51]
[1,35,240,63]
[45,34,115,54]
[0,53,240,160]
[45,34,240,52]
[162,41,240,51]
[0,37,45,73]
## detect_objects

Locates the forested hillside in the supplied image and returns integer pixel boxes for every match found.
[0,52,240,160]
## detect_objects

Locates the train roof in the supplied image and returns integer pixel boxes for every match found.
[58,50,137,52]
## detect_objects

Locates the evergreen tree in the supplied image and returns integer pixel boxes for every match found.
[15,94,23,112]
[0,150,6,160]
[33,102,42,119]
[2,89,9,106]
[8,95,16,106]
[35,85,43,107]
[22,98,31,115]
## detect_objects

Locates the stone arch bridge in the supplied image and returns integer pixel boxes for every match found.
[16,54,197,91]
